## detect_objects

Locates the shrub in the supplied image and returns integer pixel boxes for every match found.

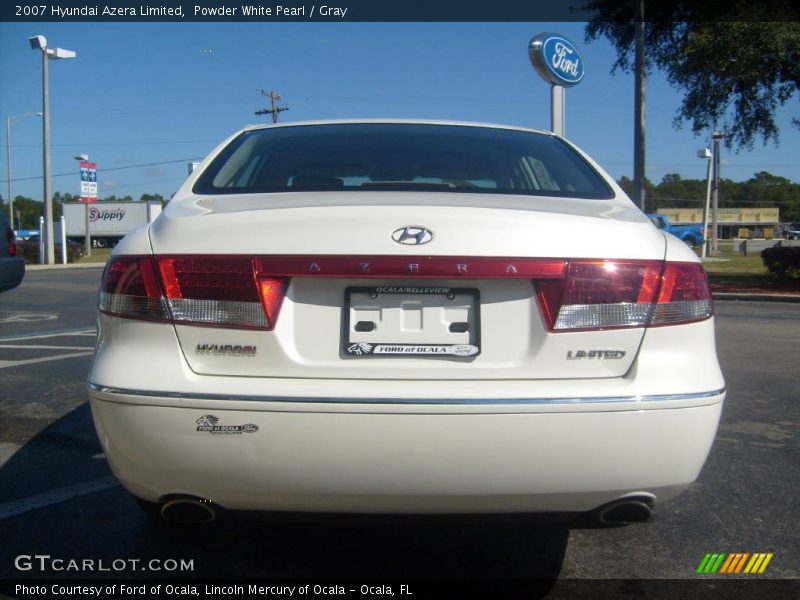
[761,246,800,279]
[16,240,85,264]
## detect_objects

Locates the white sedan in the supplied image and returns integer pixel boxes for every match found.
[88,120,724,523]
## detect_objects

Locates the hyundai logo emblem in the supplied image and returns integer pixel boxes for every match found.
[391,226,434,245]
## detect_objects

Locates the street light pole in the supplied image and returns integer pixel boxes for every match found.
[697,148,712,259]
[41,46,52,264]
[712,131,724,254]
[29,35,76,265]
[6,113,42,230]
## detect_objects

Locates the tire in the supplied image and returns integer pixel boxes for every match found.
[94,238,107,248]
[684,238,695,247]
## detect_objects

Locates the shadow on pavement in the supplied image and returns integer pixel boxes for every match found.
[1,403,568,588]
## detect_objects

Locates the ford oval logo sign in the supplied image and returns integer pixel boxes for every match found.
[529,33,585,88]
[392,226,433,245]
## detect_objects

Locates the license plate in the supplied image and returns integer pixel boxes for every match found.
[342,286,480,358]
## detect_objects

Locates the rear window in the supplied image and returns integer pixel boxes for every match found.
[193,123,614,199]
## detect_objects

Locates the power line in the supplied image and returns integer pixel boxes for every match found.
[9,139,220,148]
[0,157,204,184]
[254,90,289,123]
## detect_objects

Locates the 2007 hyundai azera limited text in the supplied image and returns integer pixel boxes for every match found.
[88,121,724,523]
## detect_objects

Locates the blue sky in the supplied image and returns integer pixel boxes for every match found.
[1,21,799,203]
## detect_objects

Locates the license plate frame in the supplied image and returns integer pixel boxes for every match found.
[341,286,481,358]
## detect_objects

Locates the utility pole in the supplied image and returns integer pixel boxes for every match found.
[255,90,289,123]
[633,0,646,212]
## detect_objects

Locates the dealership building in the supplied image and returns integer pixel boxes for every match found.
[656,208,780,239]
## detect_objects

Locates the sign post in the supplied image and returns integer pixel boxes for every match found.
[528,33,585,137]
[79,160,97,256]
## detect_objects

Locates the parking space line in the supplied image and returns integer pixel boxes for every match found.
[0,476,119,521]
[0,328,95,342]
[0,344,95,350]
[0,351,94,369]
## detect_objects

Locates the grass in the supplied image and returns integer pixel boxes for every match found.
[703,243,800,294]
[75,247,112,264]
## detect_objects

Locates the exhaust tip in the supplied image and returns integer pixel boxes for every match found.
[598,498,653,525]
[160,497,217,524]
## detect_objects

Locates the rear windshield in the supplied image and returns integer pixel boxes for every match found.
[193,123,614,199]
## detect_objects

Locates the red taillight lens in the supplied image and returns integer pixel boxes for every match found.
[536,260,712,331]
[650,262,713,326]
[6,229,16,257]
[156,257,265,329]
[99,256,288,330]
[99,256,168,321]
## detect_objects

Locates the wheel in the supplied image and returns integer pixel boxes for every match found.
[94,238,107,248]
[684,238,695,247]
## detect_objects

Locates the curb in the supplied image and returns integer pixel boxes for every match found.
[25,263,106,271]
[713,292,800,303]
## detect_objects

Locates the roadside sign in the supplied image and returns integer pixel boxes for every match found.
[80,161,98,203]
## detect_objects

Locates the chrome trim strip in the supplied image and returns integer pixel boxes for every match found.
[87,382,725,406]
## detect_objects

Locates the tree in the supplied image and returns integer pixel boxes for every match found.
[583,1,800,150]
[2,196,43,229]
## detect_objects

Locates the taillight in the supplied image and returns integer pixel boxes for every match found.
[99,256,288,330]
[6,229,16,257]
[99,256,168,321]
[99,255,711,333]
[650,262,713,326]
[536,260,711,331]
[158,256,282,329]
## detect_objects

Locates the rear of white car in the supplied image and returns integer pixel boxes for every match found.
[88,121,724,519]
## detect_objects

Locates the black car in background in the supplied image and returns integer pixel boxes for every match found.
[0,211,25,293]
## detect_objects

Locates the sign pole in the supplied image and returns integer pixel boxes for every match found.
[551,84,565,137]
[79,159,97,256]
[85,202,91,257]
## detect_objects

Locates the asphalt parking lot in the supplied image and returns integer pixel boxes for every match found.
[0,268,798,596]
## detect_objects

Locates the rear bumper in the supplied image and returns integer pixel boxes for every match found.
[0,256,25,293]
[89,388,723,513]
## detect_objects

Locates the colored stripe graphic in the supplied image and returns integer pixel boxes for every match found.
[744,553,774,574]
[698,552,773,574]
[697,553,727,574]
[720,553,749,573]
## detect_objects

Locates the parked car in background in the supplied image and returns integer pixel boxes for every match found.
[647,213,705,247]
[89,120,724,525]
[0,211,25,293]
[15,233,85,264]
[782,222,800,240]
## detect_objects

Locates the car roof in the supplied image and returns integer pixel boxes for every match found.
[240,119,554,137]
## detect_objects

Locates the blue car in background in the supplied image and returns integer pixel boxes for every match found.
[647,213,705,247]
